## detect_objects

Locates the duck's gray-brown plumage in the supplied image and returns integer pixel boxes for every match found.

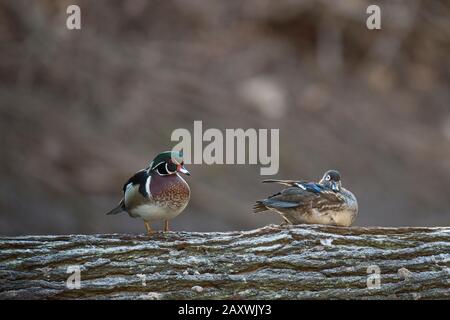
[253,170,358,227]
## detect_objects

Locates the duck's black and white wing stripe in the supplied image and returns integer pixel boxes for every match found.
[253,183,344,213]
[107,169,152,215]
[122,169,151,198]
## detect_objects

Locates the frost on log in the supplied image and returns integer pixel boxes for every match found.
[0,225,449,299]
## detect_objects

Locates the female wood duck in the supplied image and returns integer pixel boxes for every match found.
[107,151,190,234]
[253,170,358,227]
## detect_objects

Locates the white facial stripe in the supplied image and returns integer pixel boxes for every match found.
[166,163,176,174]
[152,161,164,171]
[156,165,174,176]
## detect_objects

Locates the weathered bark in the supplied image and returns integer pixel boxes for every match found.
[0,225,449,300]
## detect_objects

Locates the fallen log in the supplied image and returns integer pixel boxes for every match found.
[0,225,449,299]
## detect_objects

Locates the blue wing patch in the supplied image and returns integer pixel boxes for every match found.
[295,182,327,194]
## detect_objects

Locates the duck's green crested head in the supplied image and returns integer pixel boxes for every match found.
[149,151,190,176]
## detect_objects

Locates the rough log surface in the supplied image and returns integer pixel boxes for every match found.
[0,225,449,300]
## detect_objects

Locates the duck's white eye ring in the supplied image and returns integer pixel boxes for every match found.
[326,175,331,181]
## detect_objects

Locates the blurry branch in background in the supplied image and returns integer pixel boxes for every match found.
[367,1,419,65]
[317,13,343,78]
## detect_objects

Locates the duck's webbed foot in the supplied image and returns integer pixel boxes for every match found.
[144,221,154,236]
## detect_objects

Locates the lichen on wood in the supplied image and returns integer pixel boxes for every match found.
[0,225,449,299]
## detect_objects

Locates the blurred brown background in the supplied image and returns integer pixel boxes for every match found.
[0,0,449,235]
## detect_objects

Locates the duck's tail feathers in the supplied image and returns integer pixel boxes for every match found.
[262,179,300,187]
[252,201,268,213]
[106,200,125,215]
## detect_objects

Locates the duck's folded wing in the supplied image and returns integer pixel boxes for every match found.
[311,188,346,210]
[253,185,344,213]
[254,187,316,213]
[122,169,149,197]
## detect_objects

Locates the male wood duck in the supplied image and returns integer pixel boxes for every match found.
[253,170,358,227]
[107,151,190,234]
